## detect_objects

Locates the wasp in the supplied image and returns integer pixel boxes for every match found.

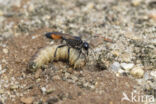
[45,32,89,61]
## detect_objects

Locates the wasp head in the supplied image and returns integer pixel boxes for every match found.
[83,42,89,55]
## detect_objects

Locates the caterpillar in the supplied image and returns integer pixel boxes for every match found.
[28,44,86,72]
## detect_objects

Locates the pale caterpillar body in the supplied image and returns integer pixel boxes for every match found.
[28,45,86,72]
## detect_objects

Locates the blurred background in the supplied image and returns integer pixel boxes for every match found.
[0,0,155,104]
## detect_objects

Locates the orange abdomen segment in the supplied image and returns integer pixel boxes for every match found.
[51,34,62,40]
[45,32,62,40]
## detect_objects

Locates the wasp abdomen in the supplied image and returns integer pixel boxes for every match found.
[45,32,63,40]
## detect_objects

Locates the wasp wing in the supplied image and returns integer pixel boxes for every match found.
[45,32,76,40]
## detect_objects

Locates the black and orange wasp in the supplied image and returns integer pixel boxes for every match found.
[45,32,89,60]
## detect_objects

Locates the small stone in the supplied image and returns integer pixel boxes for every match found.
[112,51,120,57]
[64,72,70,78]
[3,48,8,54]
[28,4,34,12]
[86,2,94,9]
[83,82,89,88]
[130,66,144,78]
[0,89,4,94]
[120,53,132,62]
[0,10,3,16]
[149,12,156,21]
[57,92,66,100]
[132,0,142,6]
[83,2,95,12]
[35,69,42,79]
[10,85,19,90]
[150,71,156,79]
[32,36,36,39]
[20,97,34,104]
[43,15,51,20]
[0,65,2,71]
[36,78,41,83]
[67,68,73,73]
[110,62,120,72]
[46,97,58,104]
[46,88,56,94]
[116,73,120,77]
[2,59,7,63]
[52,75,61,80]
[41,87,46,94]
[118,69,125,74]
[90,85,95,90]
[148,0,156,8]
[2,32,12,39]
[144,72,152,80]
[120,63,134,71]
[70,75,78,82]
[0,69,7,75]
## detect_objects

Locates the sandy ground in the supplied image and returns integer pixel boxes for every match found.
[0,0,155,104]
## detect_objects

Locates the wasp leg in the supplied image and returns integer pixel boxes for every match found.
[74,49,82,63]
[68,47,70,60]
[82,52,87,61]
[54,44,66,57]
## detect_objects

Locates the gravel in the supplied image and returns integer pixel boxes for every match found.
[0,0,155,103]
[120,63,134,71]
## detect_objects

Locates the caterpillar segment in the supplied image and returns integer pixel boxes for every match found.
[28,45,86,72]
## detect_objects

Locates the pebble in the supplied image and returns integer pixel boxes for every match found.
[57,92,66,100]
[136,79,145,85]
[143,72,152,80]
[120,53,132,62]
[120,63,134,71]
[0,89,4,94]
[0,69,6,75]
[46,97,58,104]
[118,68,125,74]
[64,72,70,78]
[90,85,95,90]
[35,69,42,79]
[110,62,121,72]
[149,12,156,21]
[111,51,120,57]
[28,4,34,12]
[52,75,61,80]
[46,88,56,94]
[86,2,94,9]
[31,36,36,39]
[150,71,156,79]
[70,75,78,82]
[2,32,12,39]
[36,78,41,83]
[83,2,95,12]
[41,87,46,94]
[131,0,142,6]
[0,65,2,71]
[20,97,34,104]
[2,48,8,54]
[1,59,7,63]
[0,10,3,16]
[130,66,144,78]
[148,0,156,8]
[10,85,19,90]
